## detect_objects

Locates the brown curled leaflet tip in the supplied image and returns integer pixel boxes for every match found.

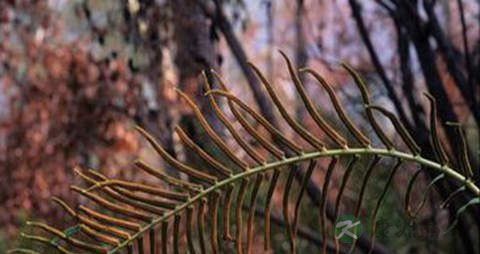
[342,62,394,150]
[446,122,474,179]
[52,197,131,240]
[208,69,228,91]
[26,221,108,253]
[73,166,98,185]
[206,89,301,155]
[134,160,202,193]
[209,70,286,158]
[367,105,421,155]
[135,126,217,184]
[51,197,76,217]
[264,169,280,250]
[249,61,326,151]
[279,50,347,148]
[424,93,449,166]
[176,90,250,171]
[174,126,232,177]
[79,224,120,246]
[300,67,371,147]
[203,71,266,165]
[78,205,141,232]
[71,186,153,222]
[246,175,263,254]
[186,206,197,254]
[19,233,73,254]
[85,168,109,181]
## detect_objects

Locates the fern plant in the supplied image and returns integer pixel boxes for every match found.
[9,51,479,254]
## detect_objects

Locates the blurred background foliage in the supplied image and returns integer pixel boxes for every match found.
[0,0,479,253]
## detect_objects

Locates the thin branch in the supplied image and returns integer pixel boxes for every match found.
[423,0,480,125]
[266,0,275,83]
[295,0,308,82]
[394,17,425,133]
[197,0,278,126]
[456,0,474,89]
[348,0,413,131]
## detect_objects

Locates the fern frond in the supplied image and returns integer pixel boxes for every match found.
[12,52,480,254]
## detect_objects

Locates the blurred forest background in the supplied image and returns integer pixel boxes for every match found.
[1,0,479,253]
